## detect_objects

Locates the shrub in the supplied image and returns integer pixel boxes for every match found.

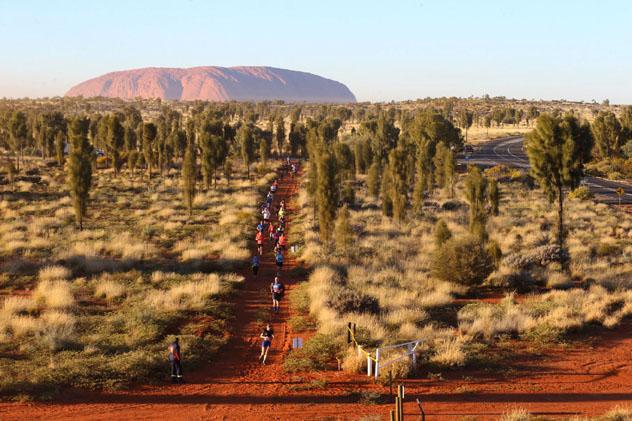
[433,219,452,248]
[377,350,412,383]
[546,272,572,289]
[34,280,75,309]
[431,235,494,286]
[289,282,311,313]
[327,287,380,314]
[504,245,563,270]
[341,183,355,206]
[283,333,343,372]
[341,346,367,373]
[289,315,316,332]
[485,239,503,269]
[568,186,594,201]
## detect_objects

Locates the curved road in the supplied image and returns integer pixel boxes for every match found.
[462,136,632,205]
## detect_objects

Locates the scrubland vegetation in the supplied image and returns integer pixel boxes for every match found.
[279,100,632,381]
[0,95,631,399]
[0,160,275,398]
[289,168,632,376]
[501,405,632,421]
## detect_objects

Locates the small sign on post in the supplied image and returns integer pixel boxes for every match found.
[616,187,625,206]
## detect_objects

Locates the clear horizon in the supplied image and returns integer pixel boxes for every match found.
[1,0,631,104]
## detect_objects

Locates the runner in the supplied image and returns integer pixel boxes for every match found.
[278,206,285,220]
[268,222,275,241]
[275,249,284,271]
[251,254,260,277]
[168,337,183,384]
[257,219,265,233]
[262,206,271,222]
[255,230,264,255]
[271,179,278,193]
[259,324,274,364]
[278,232,287,250]
[270,276,285,312]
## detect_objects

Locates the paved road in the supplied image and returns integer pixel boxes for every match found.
[461,136,632,205]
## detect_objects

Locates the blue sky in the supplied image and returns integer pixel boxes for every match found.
[1,0,631,103]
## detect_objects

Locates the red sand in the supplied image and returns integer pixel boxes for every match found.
[1,171,631,420]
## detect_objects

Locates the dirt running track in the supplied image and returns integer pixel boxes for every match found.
[1,170,632,420]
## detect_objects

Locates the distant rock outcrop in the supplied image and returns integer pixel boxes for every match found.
[65,66,356,103]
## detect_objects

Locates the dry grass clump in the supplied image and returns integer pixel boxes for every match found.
[429,337,467,366]
[145,276,224,312]
[600,405,632,421]
[1,296,35,315]
[33,280,75,309]
[10,315,40,337]
[38,265,72,281]
[459,286,632,340]
[545,271,572,289]
[94,281,127,301]
[500,408,532,421]
[40,310,76,351]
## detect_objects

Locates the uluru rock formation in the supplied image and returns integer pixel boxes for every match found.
[65,66,356,103]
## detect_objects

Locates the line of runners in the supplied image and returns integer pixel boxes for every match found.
[256,159,298,365]
[167,160,298,381]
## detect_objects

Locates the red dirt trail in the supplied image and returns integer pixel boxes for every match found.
[1,171,632,420]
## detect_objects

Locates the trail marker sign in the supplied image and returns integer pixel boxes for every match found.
[616,187,625,205]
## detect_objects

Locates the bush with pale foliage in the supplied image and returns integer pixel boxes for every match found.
[34,280,75,309]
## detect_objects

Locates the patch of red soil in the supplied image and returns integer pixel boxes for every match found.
[1,171,632,420]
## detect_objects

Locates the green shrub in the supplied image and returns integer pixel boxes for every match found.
[433,219,452,248]
[431,235,494,286]
[289,282,310,313]
[340,183,355,206]
[327,287,379,314]
[289,315,316,332]
[283,333,343,372]
[568,185,594,201]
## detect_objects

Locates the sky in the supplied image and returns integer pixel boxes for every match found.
[1,0,631,103]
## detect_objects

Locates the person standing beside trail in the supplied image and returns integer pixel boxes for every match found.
[251,254,260,277]
[256,230,264,255]
[270,276,285,312]
[259,324,274,364]
[168,337,183,383]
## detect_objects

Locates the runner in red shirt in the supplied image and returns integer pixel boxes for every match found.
[255,230,264,255]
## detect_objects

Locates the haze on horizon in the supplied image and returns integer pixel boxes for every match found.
[1,0,631,104]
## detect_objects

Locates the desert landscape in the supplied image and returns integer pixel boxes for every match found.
[0,95,631,420]
[2,1,632,419]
